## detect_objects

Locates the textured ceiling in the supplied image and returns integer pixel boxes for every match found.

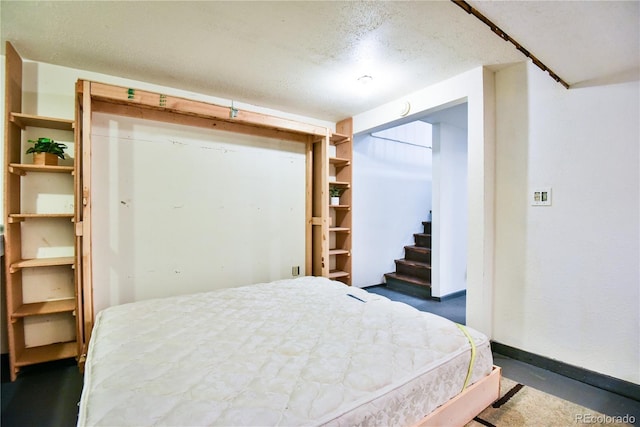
[1,1,638,122]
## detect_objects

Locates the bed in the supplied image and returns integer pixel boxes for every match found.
[77,276,499,426]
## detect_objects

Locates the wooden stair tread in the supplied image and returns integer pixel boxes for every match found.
[405,245,431,253]
[395,258,431,269]
[384,272,431,288]
[414,233,432,237]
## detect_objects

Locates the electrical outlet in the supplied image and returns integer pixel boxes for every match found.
[292,266,300,276]
[532,187,552,206]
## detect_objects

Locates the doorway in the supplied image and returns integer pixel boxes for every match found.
[353,103,469,313]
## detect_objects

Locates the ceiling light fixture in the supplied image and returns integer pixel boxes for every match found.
[357,75,373,85]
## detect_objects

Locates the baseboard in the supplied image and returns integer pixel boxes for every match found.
[491,341,640,402]
[431,289,466,301]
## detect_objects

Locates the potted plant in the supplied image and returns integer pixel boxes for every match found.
[26,137,67,166]
[329,186,343,205]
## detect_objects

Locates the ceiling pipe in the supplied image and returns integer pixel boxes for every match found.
[452,0,570,89]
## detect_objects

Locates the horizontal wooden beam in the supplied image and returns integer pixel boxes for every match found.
[81,81,329,140]
[92,101,310,144]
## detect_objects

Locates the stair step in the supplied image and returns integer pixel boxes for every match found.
[422,221,432,234]
[395,259,431,280]
[414,233,431,248]
[384,272,432,295]
[404,245,431,263]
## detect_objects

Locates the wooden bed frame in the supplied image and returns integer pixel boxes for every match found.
[414,365,501,427]
[74,79,340,359]
[74,81,501,426]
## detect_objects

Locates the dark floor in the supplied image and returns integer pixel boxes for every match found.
[366,284,466,324]
[2,285,638,427]
[2,358,83,427]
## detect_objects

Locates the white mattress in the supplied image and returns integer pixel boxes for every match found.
[77,276,493,426]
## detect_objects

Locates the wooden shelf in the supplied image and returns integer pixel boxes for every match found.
[330,133,350,145]
[330,204,350,210]
[329,181,350,188]
[15,341,77,367]
[329,270,350,279]
[4,42,80,381]
[329,157,350,167]
[8,213,74,223]
[12,299,75,318]
[330,227,350,233]
[10,112,74,131]
[9,163,74,175]
[329,249,350,256]
[10,256,74,273]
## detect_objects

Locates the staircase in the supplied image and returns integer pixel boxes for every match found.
[384,221,432,298]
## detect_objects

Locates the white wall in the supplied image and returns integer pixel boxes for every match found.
[494,62,640,383]
[354,62,639,384]
[91,114,306,313]
[0,57,333,353]
[431,122,468,297]
[352,121,432,287]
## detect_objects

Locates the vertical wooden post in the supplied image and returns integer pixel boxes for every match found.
[80,81,94,350]
[311,131,329,277]
[74,81,85,363]
[305,137,313,275]
[4,41,23,381]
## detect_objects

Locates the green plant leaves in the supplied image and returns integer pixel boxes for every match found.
[26,137,67,159]
[329,186,343,197]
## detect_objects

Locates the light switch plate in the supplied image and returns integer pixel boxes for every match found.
[532,187,552,206]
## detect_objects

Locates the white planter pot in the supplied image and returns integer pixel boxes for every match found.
[330,197,340,206]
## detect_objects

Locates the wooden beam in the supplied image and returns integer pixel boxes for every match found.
[74,78,85,365]
[88,81,328,138]
[305,137,313,275]
[81,80,94,350]
[92,100,309,144]
[4,41,24,381]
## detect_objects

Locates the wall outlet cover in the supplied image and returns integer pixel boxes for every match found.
[532,187,552,206]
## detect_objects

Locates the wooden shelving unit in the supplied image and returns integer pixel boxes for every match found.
[328,118,353,285]
[3,42,79,380]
